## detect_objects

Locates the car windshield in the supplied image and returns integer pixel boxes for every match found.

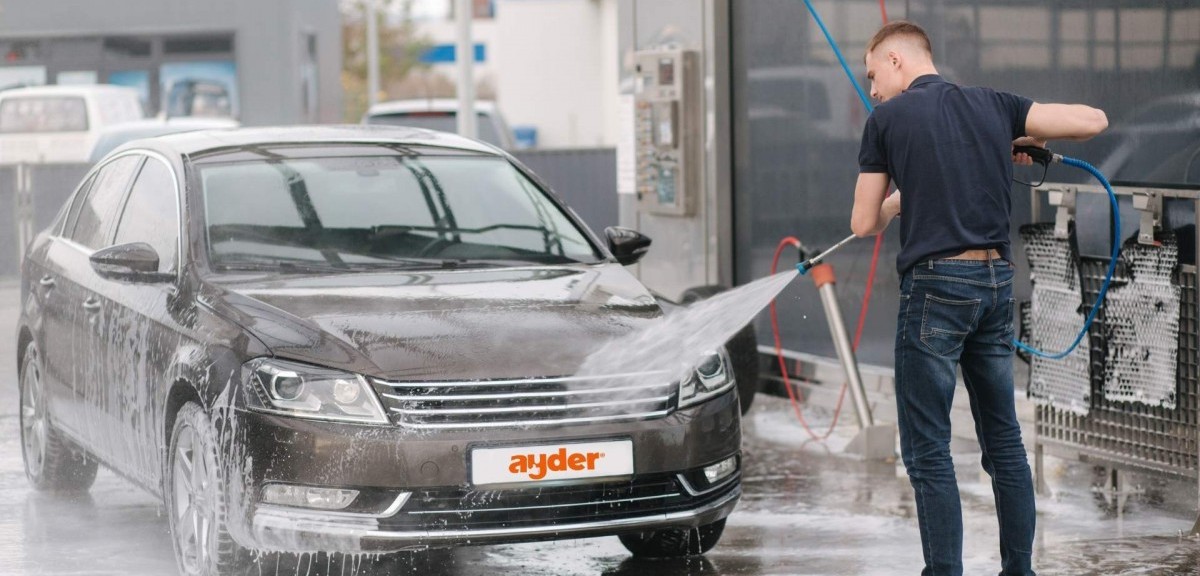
[199,151,601,272]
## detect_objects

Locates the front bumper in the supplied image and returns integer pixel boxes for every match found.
[251,477,740,552]
[228,389,742,552]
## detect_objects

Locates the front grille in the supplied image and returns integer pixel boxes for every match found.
[372,371,677,430]
[377,473,738,532]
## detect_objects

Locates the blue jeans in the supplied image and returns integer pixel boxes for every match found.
[896,258,1036,576]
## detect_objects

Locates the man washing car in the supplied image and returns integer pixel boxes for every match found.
[849,20,1108,576]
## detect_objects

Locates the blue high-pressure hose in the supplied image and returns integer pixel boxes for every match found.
[1014,155,1120,359]
[794,0,1120,359]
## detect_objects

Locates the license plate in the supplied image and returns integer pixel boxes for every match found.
[471,440,634,486]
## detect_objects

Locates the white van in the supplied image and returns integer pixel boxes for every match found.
[0,85,144,164]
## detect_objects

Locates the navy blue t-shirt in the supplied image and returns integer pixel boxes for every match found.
[858,74,1033,275]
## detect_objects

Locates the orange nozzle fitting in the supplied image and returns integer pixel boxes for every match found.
[809,263,836,289]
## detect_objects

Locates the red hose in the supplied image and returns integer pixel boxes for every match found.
[770,233,884,441]
[763,2,888,441]
[767,1,888,441]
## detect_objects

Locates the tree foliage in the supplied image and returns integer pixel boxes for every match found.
[341,0,432,122]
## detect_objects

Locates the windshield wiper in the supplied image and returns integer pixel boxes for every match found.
[352,259,507,271]
[212,256,356,274]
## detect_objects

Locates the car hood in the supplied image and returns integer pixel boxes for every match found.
[203,263,664,381]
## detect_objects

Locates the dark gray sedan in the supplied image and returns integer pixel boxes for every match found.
[17,126,744,575]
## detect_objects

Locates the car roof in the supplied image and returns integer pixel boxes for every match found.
[0,84,140,99]
[120,124,505,159]
[365,99,499,116]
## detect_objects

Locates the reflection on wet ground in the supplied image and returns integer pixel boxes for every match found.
[1,283,1198,575]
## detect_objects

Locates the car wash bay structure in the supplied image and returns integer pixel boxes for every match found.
[0,0,341,124]
[617,0,1200,512]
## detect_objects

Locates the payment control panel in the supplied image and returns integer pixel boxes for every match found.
[634,49,700,217]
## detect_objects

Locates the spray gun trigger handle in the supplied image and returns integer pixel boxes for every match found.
[1013,145,1054,166]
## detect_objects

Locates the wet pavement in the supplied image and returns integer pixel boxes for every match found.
[2,282,1199,575]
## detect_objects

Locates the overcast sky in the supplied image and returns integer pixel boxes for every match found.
[411,0,449,20]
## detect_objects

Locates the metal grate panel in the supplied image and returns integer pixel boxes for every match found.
[1022,223,1093,414]
[1099,237,1180,408]
[1035,248,1199,478]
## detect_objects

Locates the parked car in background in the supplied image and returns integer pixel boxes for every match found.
[0,85,144,164]
[363,99,516,150]
[18,126,743,575]
[88,116,240,163]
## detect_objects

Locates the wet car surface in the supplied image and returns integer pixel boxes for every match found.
[13,127,744,573]
[1,290,1196,576]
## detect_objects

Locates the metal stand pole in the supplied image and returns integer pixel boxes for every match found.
[455,0,477,140]
[366,0,380,108]
[808,263,894,460]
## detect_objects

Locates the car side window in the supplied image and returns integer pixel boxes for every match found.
[58,173,98,237]
[113,159,179,272]
[68,155,142,250]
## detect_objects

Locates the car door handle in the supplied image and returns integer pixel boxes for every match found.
[82,297,102,312]
[38,275,55,288]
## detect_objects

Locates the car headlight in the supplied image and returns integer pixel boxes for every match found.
[678,349,736,409]
[243,358,389,424]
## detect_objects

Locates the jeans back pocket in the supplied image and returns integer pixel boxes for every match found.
[919,294,982,356]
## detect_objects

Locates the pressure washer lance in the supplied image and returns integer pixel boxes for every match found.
[795,145,1060,276]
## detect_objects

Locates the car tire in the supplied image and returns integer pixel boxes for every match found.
[680,286,759,414]
[19,342,99,492]
[167,402,243,576]
[617,518,726,558]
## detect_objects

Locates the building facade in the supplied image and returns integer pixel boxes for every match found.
[0,0,343,125]
[413,0,619,148]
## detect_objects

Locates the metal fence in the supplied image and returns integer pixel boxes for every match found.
[0,163,89,278]
[1028,183,1200,494]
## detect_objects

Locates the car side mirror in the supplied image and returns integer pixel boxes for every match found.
[604,226,652,266]
[90,242,173,283]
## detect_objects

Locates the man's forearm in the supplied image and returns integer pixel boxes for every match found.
[857,192,901,237]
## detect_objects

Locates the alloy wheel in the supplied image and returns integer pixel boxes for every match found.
[20,348,47,482]
[172,423,220,576]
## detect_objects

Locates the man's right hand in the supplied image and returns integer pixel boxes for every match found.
[1012,136,1047,166]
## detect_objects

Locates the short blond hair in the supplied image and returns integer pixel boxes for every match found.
[866,21,932,57]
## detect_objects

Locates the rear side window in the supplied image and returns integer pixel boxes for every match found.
[59,173,98,236]
[113,159,179,272]
[0,96,89,133]
[69,156,142,250]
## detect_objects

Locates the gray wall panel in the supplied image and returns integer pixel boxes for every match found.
[515,148,619,234]
[0,167,19,277]
[32,165,89,233]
